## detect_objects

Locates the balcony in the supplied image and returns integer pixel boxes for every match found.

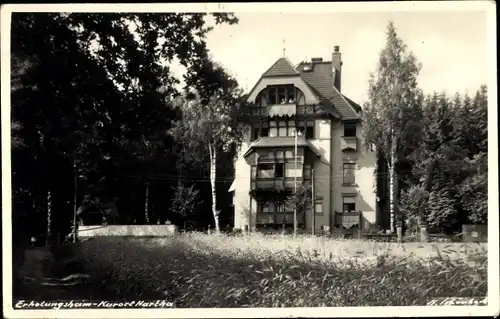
[341,136,358,152]
[267,104,296,117]
[251,178,304,194]
[334,210,362,229]
[247,104,316,117]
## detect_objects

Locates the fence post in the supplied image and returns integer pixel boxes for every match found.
[396,221,403,243]
[420,223,428,243]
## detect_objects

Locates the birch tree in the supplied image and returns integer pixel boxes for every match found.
[361,21,423,232]
[171,94,246,231]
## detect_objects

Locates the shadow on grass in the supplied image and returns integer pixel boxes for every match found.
[12,241,164,303]
[70,237,487,307]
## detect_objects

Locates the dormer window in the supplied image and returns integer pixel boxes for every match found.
[344,122,357,137]
[278,87,286,104]
[288,90,295,104]
[267,85,296,105]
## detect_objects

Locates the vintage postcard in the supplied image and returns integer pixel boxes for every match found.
[1,1,498,318]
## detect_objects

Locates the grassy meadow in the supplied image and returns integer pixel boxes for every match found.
[50,233,488,307]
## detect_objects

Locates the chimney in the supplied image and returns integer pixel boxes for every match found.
[332,45,342,91]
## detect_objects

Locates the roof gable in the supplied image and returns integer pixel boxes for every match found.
[296,62,360,120]
[262,57,300,77]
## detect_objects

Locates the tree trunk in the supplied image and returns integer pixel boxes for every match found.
[389,133,398,233]
[209,144,220,232]
[144,181,150,225]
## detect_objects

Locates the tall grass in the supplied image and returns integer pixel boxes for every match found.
[75,233,487,307]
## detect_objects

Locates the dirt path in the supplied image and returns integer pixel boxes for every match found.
[14,247,98,302]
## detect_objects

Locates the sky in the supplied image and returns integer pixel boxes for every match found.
[171,9,489,105]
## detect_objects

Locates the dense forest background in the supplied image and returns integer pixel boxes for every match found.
[10,14,488,246]
[11,12,243,245]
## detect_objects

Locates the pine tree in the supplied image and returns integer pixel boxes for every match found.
[416,92,462,232]
[427,178,459,233]
[459,153,487,224]
[458,85,488,225]
[471,85,488,154]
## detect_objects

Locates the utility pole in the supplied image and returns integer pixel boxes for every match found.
[311,168,315,236]
[293,130,302,237]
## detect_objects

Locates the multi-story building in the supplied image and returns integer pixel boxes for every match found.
[230,46,387,233]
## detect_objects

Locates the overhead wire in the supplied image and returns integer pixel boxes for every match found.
[122,167,423,183]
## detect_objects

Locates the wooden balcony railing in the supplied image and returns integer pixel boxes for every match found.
[251,177,304,192]
[334,210,362,229]
[247,104,315,117]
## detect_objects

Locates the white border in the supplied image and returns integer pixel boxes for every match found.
[2,2,498,318]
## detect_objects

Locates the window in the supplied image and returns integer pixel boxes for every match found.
[258,163,274,178]
[276,202,284,212]
[303,164,312,178]
[258,201,274,224]
[251,127,259,141]
[285,151,294,159]
[267,120,297,137]
[278,87,286,104]
[260,121,269,137]
[287,86,295,103]
[262,201,274,212]
[269,87,278,105]
[344,122,357,137]
[269,121,278,137]
[267,85,296,104]
[305,122,314,139]
[275,163,284,178]
[285,162,303,178]
[278,121,287,136]
[342,195,356,212]
[287,121,296,136]
[315,200,323,215]
[343,163,356,185]
[261,127,269,137]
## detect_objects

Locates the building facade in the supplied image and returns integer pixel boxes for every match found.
[230,46,384,233]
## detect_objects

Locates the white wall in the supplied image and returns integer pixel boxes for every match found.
[233,141,252,230]
[78,225,178,237]
[332,122,377,228]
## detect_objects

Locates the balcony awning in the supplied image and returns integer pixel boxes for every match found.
[243,137,321,158]
[267,104,296,117]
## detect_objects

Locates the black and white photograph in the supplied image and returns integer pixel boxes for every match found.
[2,2,498,318]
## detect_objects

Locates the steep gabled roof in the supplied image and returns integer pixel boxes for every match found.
[296,61,360,120]
[342,95,363,114]
[262,57,300,77]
